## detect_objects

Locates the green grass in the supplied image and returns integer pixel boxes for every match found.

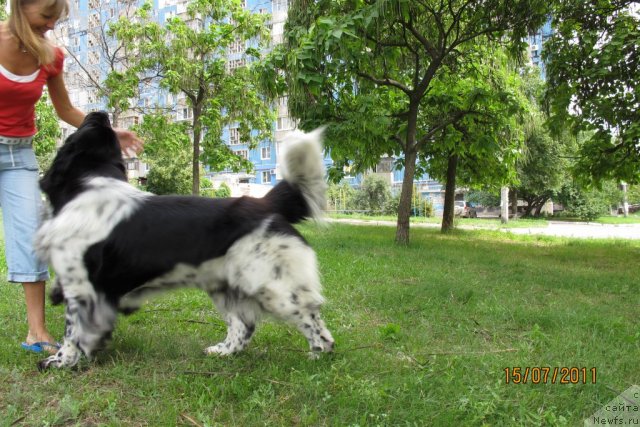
[1,224,639,426]
[328,213,550,229]
[329,211,640,228]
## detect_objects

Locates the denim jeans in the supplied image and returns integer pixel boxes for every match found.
[0,143,49,283]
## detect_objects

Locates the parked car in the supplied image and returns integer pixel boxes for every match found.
[618,204,640,214]
[454,201,478,218]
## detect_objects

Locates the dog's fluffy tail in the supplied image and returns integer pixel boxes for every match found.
[267,127,327,223]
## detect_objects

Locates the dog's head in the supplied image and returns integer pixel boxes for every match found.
[40,111,127,213]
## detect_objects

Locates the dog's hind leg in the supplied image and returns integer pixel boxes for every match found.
[204,290,260,356]
[294,309,334,357]
[256,283,334,356]
[39,293,117,370]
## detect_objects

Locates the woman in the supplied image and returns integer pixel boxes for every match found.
[0,0,142,354]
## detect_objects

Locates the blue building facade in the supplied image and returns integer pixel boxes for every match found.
[527,19,553,79]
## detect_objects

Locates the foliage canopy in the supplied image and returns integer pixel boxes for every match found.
[265,0,550,243]
[544,0,640,184]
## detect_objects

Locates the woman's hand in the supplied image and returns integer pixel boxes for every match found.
[114,128,144,156]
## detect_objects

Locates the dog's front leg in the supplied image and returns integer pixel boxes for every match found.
[38,294,116,370]
[38,304,83,370]
[38,340,83,370]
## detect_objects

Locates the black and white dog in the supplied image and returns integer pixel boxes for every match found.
[36,112,334,370]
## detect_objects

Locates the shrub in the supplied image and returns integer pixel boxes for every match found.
[215,182,232,198]
[146,155,191,195]
[327,182,357,212]
[383,193,434,217]
[352,175,391,215]
[557,183,616,221]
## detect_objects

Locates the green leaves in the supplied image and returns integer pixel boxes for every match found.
[134,113,192,195]
[110,0,274,194]
[34,94,61,172]
[279,0,550,242]
[545,0,640,184]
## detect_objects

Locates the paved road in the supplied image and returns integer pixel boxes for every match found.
[327,218,640,240]
[504,221,640,240]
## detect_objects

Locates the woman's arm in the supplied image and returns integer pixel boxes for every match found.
[46,72,85,128]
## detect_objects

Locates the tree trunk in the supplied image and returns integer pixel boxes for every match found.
[500,187,509,224]
[510,188,518,219]
[441,153,458,232]
[534,198,548,217]
[111,108,120,128]
[395,102,420,246]
[523,196,534,217]
[621,182,629,217]
[395,147,417,245]
[192,110,202,196]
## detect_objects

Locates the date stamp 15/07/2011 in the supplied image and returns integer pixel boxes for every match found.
[504,367,597,385]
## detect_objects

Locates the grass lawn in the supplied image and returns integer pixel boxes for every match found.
[1,223,638,426]
[328,212,640,229]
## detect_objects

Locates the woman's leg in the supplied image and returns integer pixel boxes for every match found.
[0,150,53,351]
[22,281,57,351]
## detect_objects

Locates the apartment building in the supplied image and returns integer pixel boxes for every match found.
[55,0,296,195]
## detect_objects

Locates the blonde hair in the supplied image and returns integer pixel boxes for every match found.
[8,0,68,65]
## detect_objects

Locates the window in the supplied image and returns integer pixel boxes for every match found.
[226,58,246,72]
[228,37,244,55]
[88,51,99,65]
[236,149,248,159]
[273,0,288,13]
[262,171,271,184]
[261,146,271,160]
[89,13,100,29]
[229,128,240,145]
[180,108,193,121]
[277,117,294,130]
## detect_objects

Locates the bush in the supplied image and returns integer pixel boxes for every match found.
[557,183,618,221]
[352,175,391,215]
[383,193,434,217]
[146,156,191,195]
[215,182,231,198]
[327,182,357,212]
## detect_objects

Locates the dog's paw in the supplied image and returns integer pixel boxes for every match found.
[37,356,61,371]
[308,351,321,360]
[203,343,234,356]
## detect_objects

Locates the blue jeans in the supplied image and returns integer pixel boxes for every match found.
[0,143,49,283]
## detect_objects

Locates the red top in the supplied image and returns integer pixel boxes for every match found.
[0,47,64,137]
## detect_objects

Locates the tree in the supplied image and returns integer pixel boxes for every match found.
[267,0,549,244]
[112,0,274,195]
[33,93,62,172]
[56,1,142,128]
[419,46,529,231]
[134,113,192,195]
[516,115,568,216]
[352,174,391,214]
[514,68,572,217]
[544,0,640,185]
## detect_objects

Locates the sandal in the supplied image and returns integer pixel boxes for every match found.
[21,341,61,354]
